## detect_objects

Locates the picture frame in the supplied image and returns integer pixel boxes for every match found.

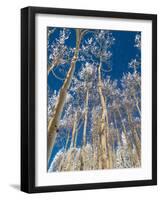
[21,6,157,193]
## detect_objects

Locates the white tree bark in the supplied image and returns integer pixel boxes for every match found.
[47,29,81,161]
[97,61,112,169]
[127,109,141,163]
[71,113,77,148]
[117,109,136,166]
[83,89,89,146]
[58,130,70,171]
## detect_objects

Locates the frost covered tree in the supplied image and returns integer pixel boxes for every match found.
[48,28,72,74]
[79,30,115,169]
[48,29,86,161]
[47,28,141,171]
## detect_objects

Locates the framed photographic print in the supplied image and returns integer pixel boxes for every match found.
[21,6,157,193]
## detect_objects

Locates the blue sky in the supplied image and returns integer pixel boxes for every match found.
[47,27,141,168]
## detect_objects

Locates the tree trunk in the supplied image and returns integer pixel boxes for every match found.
[133,92,141,116]
[59,114,77,171]
[47,29,81,161]
[117,109,136,166]
[74,129,78,148]
[80,149,84,171]
[64,118,77,171]
[93,144,97,169]
[80,88,90,170]
[97,61,112,169]
[65,150,75,171]
[83,89,89,146]
[58,130,70,171]
[113,112,121,146]
[91,110,99,169]
[113,111,124,167]
[126,109,141,162]
[71,113,77,148]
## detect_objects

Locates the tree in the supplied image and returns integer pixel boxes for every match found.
[47,29,141,171]
[90,30,115,169]
[47,29,83,161]
[48,28,72,75]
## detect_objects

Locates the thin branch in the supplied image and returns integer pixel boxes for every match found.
[101,66,112,73]
[51,69,65,81]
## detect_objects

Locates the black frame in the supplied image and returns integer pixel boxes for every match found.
[21,6,157,193]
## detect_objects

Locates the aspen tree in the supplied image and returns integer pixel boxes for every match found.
[47,29,82,161]
[98,60,112,169]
